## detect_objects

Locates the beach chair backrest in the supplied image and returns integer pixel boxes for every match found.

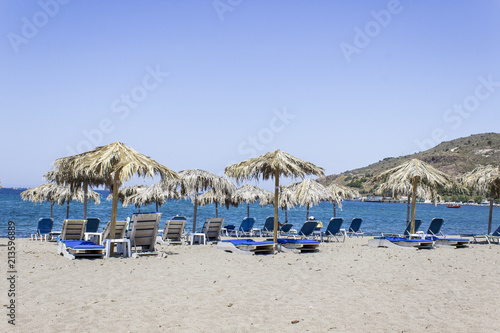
[491,225,500,236]
[85,218,100,233]
[204,218,224,241]
[129,213,161,251]
[403,219,422,236]
[38,218,53,236]
[60,219,87,240]
[299,221,318,236]
[239,217,256,232]
[102,221,128,240]
[163,220,186,242]
[349,218,363,233]
[262,217,274,232]
[427,218,444,236]
[171,215,187,221]
[326,218,343,236]
[280,224,293,233]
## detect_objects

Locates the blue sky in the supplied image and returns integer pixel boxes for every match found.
[1,0,499,188]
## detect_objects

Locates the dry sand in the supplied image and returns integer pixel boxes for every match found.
[2,237,500,332]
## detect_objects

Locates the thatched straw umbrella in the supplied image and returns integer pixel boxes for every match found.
[232,184,273,218]
[49,142,178,248]
[462,165,500,234]
[327,183,359,217]
[279,184,298,224]
[124,181,181,212]
[225,150,324,244]
[21,183,100,218]
[107,185,146,211]
[198,186,235,218]
[178,169,235,232]
[371,158,452,234]
[45,165,107,219]
[295,178,331,220]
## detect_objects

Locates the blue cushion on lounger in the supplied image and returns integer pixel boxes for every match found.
[269,238,320,245]
[224,239,274,246]
[61,240,105,250]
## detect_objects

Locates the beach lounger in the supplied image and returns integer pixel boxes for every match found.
[30,218,53,241]
[271,238,320,253]
[201,218,224,243]
[320,218,345,242]
[230,217,256,237]
[368,236,434,250]
[291,221,318,239]
[346,218,364,237]
[461,226,500,244]
[157,219,186,245]
[381,219,422,237]
[426,218,445,237]
[258,216,275,237]
[217,239,275,255]
[57,219,105,259]
[279,223,293,236]
[85,218,100,233]
[171,215,187,221]
[128,212,161,257]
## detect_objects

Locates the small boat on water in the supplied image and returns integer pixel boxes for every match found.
[446,204,461,208]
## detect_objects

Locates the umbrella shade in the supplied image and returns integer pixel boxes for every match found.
[295,178,331,220]
[371,158,452,234]
[48,141,178,247]
[107,185,147,210]
[278,184,298,223]
[462,165,500,233]
[21,183,100,219]
[232,184,273,217]
[124,181,181,212]
[326,183,359,217]
[225,149,324,244]
[198,188,234,218]
[178,169,235,232]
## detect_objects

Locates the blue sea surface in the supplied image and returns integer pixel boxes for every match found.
[1,188,498,238]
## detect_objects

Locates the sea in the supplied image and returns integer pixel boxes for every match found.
[1,188,498,238]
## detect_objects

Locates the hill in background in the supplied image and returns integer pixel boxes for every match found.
[318,133,500,194]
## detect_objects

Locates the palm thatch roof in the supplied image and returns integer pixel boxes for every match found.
[178,169,235,198]
[123,182,181,210]
[233,184,273,206]
[462,164,500,234]
[107,185,147,206]
[371,158,452,233]
[294,178,331,220]
[224,150,325,182]
[50,142,178,186]
[225,149,324,243]
[21,183,100,218]
[462,165,500,197]
[278,184,298,210]
[21,183,100,204]
[178,169,235,231]
[371,158,452,189]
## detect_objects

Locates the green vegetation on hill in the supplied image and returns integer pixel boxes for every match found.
[318,133,500,197]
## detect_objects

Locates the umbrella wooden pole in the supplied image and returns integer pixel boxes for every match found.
[247,203,250,218]
[109,172,120,257]
[406,196,410,225]
[83,181,88,219]
[66,201,70,219]
[333,203,336,218]
[285,208,288,223]
[215,203,218,218]
[488,197,494,234]
[306,203,310,220]
[50,202,54,219]
[193,196,198,232]
[156,201,159,212]
[273,170,279,245]
[410,178,418,234]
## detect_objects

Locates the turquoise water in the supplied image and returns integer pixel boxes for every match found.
[1,188,498,238]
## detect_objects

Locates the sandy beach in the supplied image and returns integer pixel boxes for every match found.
[3,237,500,332]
